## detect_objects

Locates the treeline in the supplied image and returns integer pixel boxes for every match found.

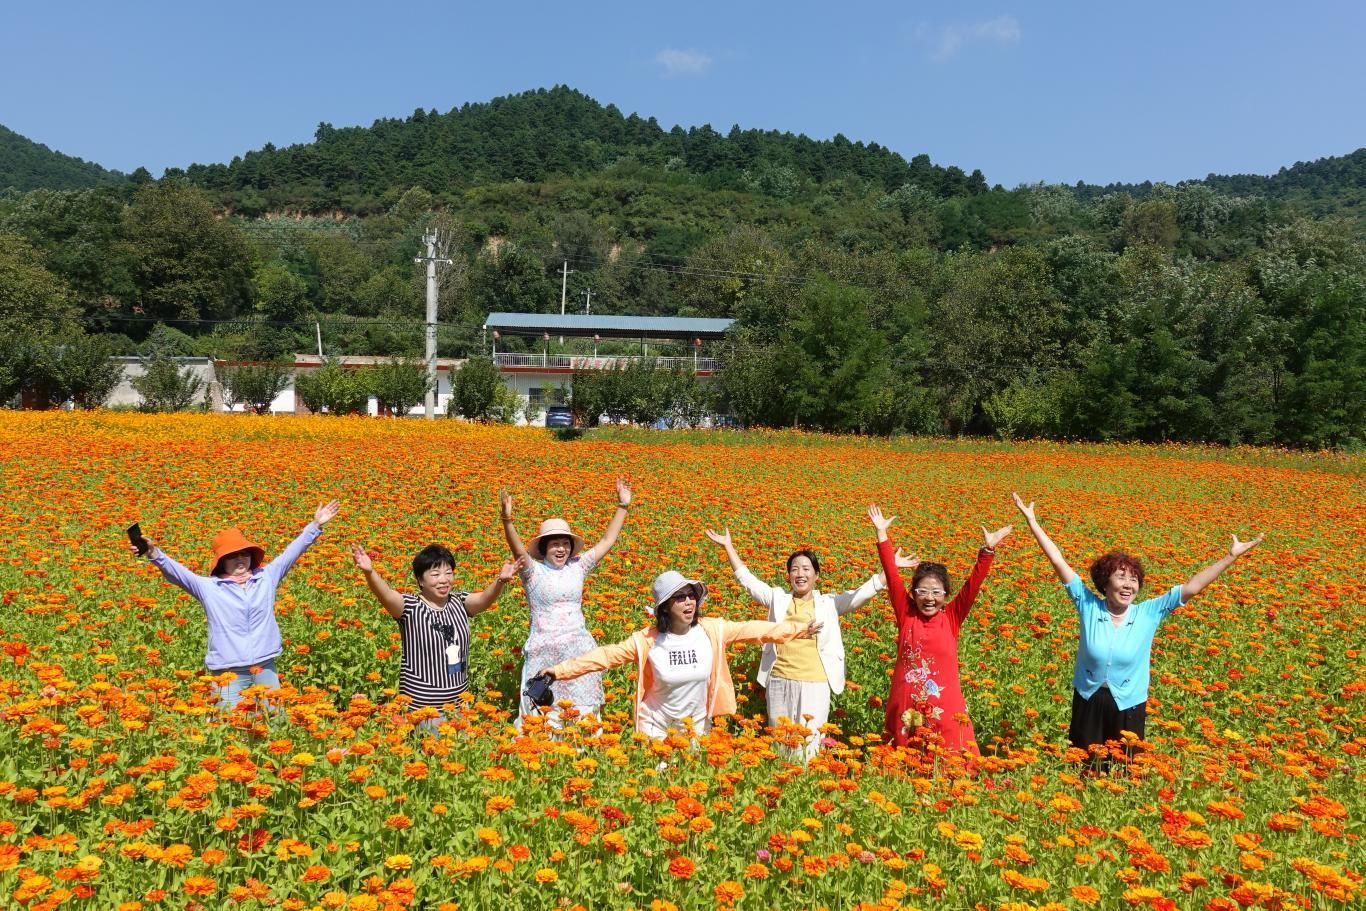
[0,125,125,193]
[170,86,989,216]
[0,87,1362,447]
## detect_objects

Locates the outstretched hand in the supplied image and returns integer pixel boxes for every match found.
[499,489,513,522]
[798,620,824,640]
[1010,492,1036,523]
[983,524,1013,550]
[315,500,341,526]
[1230,533,1264,559]
[867,504,896,535]
[350,544,374,572]
[893,548,920,570]
[705,528,733,549]
[615,477,632,507]
[499,555,528,582]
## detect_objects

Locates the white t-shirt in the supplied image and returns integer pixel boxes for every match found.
[643,625,713,723]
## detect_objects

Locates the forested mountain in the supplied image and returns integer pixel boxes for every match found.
[170,86,990,216]
[0,125,126,191]
[1075,148,1366,224]
[2,87,1362,448]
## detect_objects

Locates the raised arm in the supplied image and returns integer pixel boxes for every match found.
[141,538,209,601]
[584,477,631,564]
[947,525,1010,624]
[265,500,340,585]
[351,544,405,619]
[499,489,528,560]
[1181,534,1264,602]
[831,570,889,616]
[869,505,911,625]
[706,527,777,609]
[1011,493,1076,584]
[464,556,527,616]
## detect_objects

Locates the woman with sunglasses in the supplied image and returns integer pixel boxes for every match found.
[868,504,1012,756]
[534,570,821,740]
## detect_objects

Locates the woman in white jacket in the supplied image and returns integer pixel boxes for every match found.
[706,528,913,760]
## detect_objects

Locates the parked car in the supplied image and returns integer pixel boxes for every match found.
[545,405,574,428]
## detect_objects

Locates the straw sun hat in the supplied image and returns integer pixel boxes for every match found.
[528,518,585,560]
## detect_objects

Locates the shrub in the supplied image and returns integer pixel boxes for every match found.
[294,359,371,415]
[219,361,293,414]
[132,354,204,412]
[449,356,503,420]
[370,356,433,417]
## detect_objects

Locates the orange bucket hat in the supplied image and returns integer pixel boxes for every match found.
[208,528,267,576]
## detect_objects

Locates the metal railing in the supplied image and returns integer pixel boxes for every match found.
[493,353,719,372]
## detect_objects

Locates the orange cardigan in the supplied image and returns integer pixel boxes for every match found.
[546,616,808,730]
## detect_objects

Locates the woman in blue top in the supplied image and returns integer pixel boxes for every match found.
[136,500,341,711]
[1011,492,1263,754]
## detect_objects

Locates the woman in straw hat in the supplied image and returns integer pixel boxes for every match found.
[534,570,822,740]
[500,478,631,728]
[134,500,341,710]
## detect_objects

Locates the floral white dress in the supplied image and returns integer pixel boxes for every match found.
[518,552,604,724]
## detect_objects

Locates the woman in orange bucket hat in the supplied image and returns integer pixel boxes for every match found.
[134,500,341,711]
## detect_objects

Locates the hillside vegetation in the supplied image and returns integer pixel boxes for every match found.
[1,87,1362,447]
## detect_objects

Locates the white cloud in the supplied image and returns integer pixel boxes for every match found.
[918,16,1022,62]
[654,48,712,76]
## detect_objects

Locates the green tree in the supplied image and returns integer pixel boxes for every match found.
[369,356,433,416]
[0,232,79,332]
[219,361,293,413]
[119,181,254,323]
[449,356,503,420]
[294,358,371,415]
[132,354,205,411]
[785,276,891,432]
[254,263,310,324]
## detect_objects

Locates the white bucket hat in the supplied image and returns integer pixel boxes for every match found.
[651,570,708,612]
[528,518,585,560]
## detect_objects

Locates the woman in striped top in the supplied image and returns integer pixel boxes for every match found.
[352,543,524,727]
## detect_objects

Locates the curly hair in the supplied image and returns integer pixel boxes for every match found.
[911,562,952,596]
[1089,551,1145,594]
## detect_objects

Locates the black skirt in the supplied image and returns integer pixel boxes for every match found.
[1069,687,1146,750]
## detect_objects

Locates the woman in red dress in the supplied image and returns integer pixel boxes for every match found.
[867,504,1011,755]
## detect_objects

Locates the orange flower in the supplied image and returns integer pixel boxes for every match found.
[667,856,696,879]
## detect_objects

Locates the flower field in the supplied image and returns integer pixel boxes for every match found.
[0,412,1362,911]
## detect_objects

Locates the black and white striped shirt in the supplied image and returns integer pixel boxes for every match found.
[396,592,471,709]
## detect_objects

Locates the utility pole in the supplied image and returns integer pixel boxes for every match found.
[415,231,452,420]
[584,288,593,315]
[559,261,575,345]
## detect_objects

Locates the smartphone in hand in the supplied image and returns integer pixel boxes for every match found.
[127,523,149,556]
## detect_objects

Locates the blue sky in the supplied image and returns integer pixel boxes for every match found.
[4,0,1363,188]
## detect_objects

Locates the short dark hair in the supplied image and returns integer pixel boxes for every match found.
[655,585,704,633]
[911,563,952,595]
[1090,552,1145,593]
[786,550,821,575]
[412,544,456,580]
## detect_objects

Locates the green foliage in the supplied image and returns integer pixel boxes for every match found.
[118,181,254,322]
[0,231,79,332]
[293,359,371,415]
[52,333,125,409]
[448,356,503,420]
[368,356,433,416]
[0,124,126,191]
[218,361,293,413]
[131,354,204,412]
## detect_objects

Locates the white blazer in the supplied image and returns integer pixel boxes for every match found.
[736,567,885,695]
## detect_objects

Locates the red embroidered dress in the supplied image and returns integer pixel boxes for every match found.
[878,539,994,754]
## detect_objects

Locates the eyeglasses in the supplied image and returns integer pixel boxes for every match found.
[912,588,946,597]
[669,590,698,603]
